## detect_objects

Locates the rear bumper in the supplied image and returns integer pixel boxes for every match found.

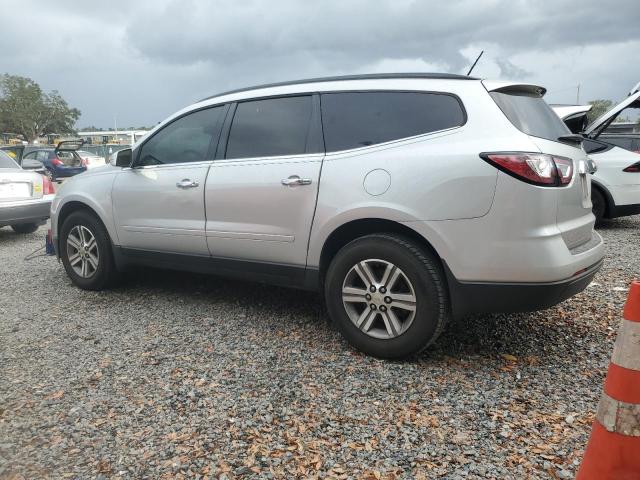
[0,195,53,227]
[444,259,603,319]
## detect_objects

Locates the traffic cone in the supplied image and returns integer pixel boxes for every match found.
[576,280,640,479]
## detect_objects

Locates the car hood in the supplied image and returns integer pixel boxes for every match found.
[552,90,640,139]
[584,90,640,138]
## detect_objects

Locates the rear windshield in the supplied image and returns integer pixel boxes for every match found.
[0,150,19,168]
[491,91,570,142]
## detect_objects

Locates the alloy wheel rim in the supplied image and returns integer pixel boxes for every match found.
[66,225,99,278]
[342,259,417,339]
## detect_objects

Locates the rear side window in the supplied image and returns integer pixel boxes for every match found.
[490,91,570,141]
[0,150,18,168]
[226,96,313,159]
[138,106,224,166]
[321,92,465,152]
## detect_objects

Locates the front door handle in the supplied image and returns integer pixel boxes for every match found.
[281,175,312,187]
[176,179,199,189]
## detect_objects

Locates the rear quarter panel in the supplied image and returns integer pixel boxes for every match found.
[307,80,541,268]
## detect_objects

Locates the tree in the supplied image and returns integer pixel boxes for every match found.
[0,74,81,143]
[586,99,613,123]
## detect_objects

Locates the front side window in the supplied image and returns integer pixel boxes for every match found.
[226,96,313,159]
[23,151,38,160]
[36,151,49,161]
[321,91,466,152]
[137,106,224,166]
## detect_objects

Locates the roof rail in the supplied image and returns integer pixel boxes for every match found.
[199,72,477,102]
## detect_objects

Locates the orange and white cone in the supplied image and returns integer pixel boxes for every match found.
[576,280,640,480]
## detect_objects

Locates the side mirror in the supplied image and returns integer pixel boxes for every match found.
[112,148,133,167]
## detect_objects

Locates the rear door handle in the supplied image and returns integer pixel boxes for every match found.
[281,175,312,187]
[176,179,199,189]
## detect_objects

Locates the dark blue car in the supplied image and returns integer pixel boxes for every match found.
[21,141,87,181]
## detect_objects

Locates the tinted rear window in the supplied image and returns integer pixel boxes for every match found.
[0,150,19,168]
[321,92,465,152]
[490,91,569,141]
[226,96,313,159]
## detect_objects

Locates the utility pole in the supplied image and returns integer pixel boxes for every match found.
[576,84,580,104]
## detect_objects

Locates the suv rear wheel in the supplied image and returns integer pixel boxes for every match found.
[325,234,449,359]
[60,210,119,290]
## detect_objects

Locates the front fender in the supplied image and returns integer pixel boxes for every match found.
[51,171,119,246]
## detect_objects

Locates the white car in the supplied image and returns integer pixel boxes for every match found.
[77,150,106,169]
[0,150,55,233]
[51,73,604,358]
[553,86,640,222]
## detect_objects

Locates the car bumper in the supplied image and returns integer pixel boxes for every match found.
[0,194,54,227]
[445,258,603,319]
[611,203,640,218]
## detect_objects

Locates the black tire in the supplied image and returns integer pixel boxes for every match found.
[11,223,39,234]
[60,210,119,290]
[324,233,449,359]
[591,187,606,224]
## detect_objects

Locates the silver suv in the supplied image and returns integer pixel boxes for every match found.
[51,73,604,358]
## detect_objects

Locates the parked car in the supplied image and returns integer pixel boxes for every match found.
[0,150,55,233]
[77,150,106,169]
[552,87,640,222]
[51,73,604,358]
[21,140,87,181]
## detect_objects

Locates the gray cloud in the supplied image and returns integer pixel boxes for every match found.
[1,0,638,127]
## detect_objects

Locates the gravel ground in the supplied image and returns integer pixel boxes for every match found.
[1,216,639,479]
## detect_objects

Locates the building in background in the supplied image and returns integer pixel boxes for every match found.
[76,130,149,145]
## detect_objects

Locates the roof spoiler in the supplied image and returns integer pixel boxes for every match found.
[482,81,546,97]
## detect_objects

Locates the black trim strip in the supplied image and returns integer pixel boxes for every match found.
[443,259,603,319]
[113,246,320,291]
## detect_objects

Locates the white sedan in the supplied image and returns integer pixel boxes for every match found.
[553,86,640,222]
[77,150,106,169]
[0,150,55,234]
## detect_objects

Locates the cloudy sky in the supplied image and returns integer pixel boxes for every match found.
[2,0,638,129]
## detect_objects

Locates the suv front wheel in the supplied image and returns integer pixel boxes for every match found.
[325,234,449,359]
[60,210,119,290]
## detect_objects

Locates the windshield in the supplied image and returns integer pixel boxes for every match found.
[491,91,570,142]
[0,150,19,168]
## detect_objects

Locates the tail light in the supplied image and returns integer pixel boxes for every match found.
[623,161,640,173]
[81,158,88,167]
[480,152,574,187]
[42,175,55,194]
[51,157,63,167]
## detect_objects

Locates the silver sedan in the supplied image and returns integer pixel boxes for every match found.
[0,150,55,234]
